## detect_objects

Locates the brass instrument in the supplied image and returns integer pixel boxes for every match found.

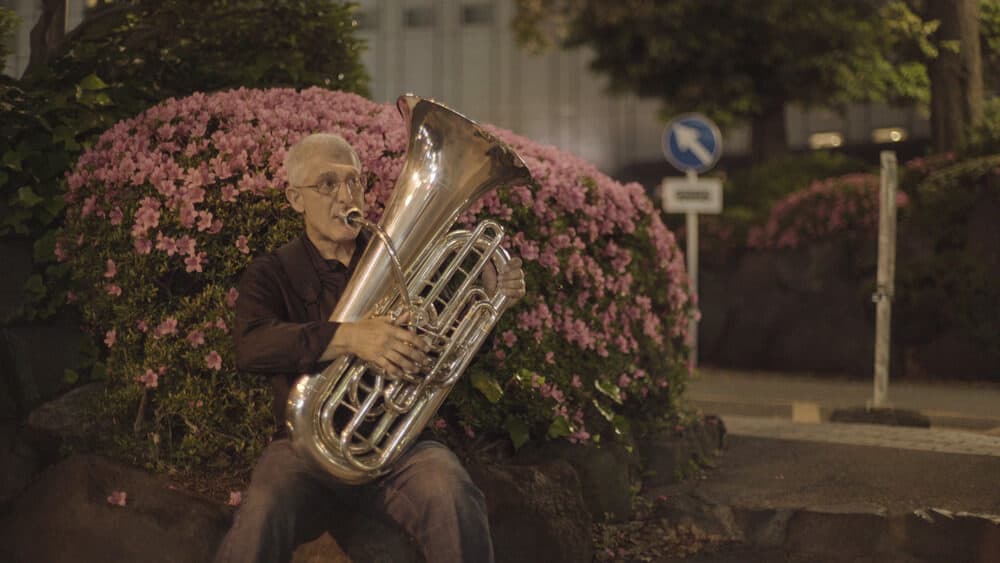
[286,94,532,484]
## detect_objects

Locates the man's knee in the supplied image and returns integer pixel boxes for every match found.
[397,442,486,513]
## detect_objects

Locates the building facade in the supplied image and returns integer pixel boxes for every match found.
[3,0,930,178]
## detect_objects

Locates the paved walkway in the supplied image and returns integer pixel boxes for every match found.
[687,367,1000,431]
[722,414,1000,457]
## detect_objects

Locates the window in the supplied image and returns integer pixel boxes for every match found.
[461,3,493,25]
[403,6,435,28]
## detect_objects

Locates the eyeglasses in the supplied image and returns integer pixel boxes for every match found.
[295,176,365,199]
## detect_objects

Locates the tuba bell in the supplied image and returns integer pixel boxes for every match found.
[286,94,532,484]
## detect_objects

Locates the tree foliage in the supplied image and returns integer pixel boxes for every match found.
[0,6,18,64]
[1,0,368,321]
[513,0,929,160]
[24,0,369,119]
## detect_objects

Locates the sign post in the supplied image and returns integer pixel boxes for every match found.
[871,151,898,408]
[660,114,723,368]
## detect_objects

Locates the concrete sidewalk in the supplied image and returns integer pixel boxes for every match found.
[686,367,1000,432]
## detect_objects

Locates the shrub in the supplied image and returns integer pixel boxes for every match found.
[747,173,909,250]
[59,88,693,474]
[895,155,1000,377]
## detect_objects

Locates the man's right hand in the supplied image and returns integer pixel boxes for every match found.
[332,311,431,378]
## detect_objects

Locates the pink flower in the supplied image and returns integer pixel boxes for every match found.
[103,259,117,279]
[137,319,148,332]
[227,491,242,507]
[107,490,127,507]
[66,290,77,303]
[501,330,517,348]
[134,238,152,255]
[235,235,250,254]
[571,374,582,388]
[434,418,447,430]
[155,232,178,256]
[154,317,178,338]
[186,330,205,348]
[104,328,117,348]
[137,369,158,388]
[545,351,555,364]
[215,318,228,331]
[109,207,124,225]
[464,425,476,438]
[105,284,122,296]
[184,252,207,273]
[226,287,240,308]
[205,350,222,370]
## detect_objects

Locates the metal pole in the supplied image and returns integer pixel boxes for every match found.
[686,169,699,368]
[872,151,898,408]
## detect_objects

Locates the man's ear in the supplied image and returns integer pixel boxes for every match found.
[285,187,305,214]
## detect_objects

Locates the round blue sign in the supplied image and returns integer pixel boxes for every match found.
[662,113,722,173]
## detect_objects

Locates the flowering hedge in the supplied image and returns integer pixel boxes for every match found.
[59,88,692,472]
[746,173,910,250]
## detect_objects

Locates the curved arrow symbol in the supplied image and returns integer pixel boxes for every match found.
[673,123,712,165]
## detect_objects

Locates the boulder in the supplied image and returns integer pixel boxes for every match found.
[515,440,637,522]
[468,459,593,563]
[0,424,41,507]
[0,454,231,563]
[640,415,726,489]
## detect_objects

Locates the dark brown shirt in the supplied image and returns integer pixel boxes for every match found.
[234,233,366,433]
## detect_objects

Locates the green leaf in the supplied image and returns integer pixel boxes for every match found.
[505,417,530,450]
[91,361,108,381]
[592,398,615,422]
[2,150,22,171]
[16,186,43,207]
[471,372,503,403]
[63,369,79,385]
[33,230,56,263]
[594,378,623,405]
[23,274,45,298]
[547,415,572,439]
[611,415,632,438]
[78,73,109,91]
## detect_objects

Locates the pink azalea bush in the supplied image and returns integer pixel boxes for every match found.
[747,173,910,250]
[59,88,692,471]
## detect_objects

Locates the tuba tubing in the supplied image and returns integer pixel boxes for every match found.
[286,94,532,484]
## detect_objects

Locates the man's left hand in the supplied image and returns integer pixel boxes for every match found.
[482,256,526,304]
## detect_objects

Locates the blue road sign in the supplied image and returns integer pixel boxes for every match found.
[662,114,722,173]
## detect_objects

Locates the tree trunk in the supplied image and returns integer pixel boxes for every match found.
[25,0,67,77]
[927,0,983,153]
[750,103,788,164]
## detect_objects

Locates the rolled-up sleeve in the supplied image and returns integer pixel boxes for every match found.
[234,256,339,375]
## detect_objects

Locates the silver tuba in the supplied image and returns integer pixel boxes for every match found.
[286,94,532,484]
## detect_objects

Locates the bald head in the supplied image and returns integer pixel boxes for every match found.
[284,133,362,188]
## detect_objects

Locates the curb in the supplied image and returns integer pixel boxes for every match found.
[676,495,1000,562]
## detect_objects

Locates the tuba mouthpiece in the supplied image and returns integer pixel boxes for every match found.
[341,208,364,227]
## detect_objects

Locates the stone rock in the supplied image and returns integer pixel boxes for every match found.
[655,491,742,541]
[0,324,85,413]
[468,459,592,563]
[640,415,726,488]
[0,424,41,506]
[515,440,637,522]
[291,509,423,563]
[902,509,1000,563]
[27,381,104,439]
[0,454,231,563]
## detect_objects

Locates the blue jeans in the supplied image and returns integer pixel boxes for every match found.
[213,439,494,563]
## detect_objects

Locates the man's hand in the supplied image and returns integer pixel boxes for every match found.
[482,257,526,304]
[330,311,430,378]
